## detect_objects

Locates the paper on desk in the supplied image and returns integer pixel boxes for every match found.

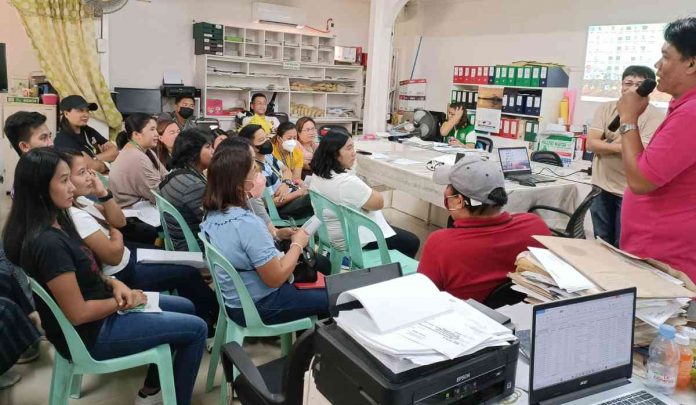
[336,274,452,333]
[430,154,457,165]
[124,200,161,227]
[404,137,431,146]
[391,158,421,165]
[635,302,684,328]
[137,249,206,268]
[528,247,595,293]
[511,284,552,303]
[117,291,162,315]
[398,301,514,359]
[369,152,389,159]
[336,293,516,372]
[375,131,391,138]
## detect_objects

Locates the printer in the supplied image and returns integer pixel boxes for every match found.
[312,301,519,405]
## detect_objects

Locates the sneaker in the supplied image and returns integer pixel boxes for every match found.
[0,370,22,390]
[134,390,163,405]
[16,342,40,364]
[206,337,215,353]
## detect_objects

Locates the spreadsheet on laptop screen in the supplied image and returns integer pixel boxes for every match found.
[498,148,532,173]
[532,292,634,390]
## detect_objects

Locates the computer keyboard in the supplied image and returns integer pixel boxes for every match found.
[508,174,555,184]
[597,390,667,405]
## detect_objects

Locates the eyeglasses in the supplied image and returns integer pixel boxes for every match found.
[302,127,317,133]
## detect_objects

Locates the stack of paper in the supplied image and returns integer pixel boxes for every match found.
[335,274,516,373]
[137,249,206,268]
[123,200,161,227]
[510,237,696,346]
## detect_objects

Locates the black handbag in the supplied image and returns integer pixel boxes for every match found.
[276,239,318,283]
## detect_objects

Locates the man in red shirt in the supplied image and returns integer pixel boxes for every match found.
[617,17,696,281]
[418,154,551,302]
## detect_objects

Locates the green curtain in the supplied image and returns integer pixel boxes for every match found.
[11,0,122,138]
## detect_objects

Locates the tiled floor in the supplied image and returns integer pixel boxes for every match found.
[0,207,439,405]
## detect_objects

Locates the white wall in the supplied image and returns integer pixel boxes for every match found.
[0,1,42,81]
[108,0,371,89]
[394,0,696,125]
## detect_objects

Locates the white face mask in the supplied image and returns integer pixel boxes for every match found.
[282,139,298,153]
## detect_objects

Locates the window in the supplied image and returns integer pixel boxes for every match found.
[582,23,670,106]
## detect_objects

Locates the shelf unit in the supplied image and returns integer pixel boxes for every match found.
[195,24,363,131]
[196,55,363,130]
[451,83,566,128]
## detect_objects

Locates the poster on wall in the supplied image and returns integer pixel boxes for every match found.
[398,79,426,112]
[474,87,503,133]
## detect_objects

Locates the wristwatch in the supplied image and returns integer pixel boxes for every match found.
[618,123,638,135]
[97,190,114,203]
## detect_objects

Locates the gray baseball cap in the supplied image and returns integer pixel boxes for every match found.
[433,154,505,204]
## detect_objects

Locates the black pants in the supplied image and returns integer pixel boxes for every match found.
[363,226,420,258]
[119,218,159,245]
[278,194,314,220]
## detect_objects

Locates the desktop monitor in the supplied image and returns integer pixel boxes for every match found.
[114,87,162,115]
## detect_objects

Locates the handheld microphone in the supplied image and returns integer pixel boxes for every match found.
[607,78,657,132]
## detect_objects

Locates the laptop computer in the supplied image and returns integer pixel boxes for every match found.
[497,147,555,184]
[529,288,677,405]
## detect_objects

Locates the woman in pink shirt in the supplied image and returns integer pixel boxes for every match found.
[295,117,318,179]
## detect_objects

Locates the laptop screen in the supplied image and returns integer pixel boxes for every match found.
[531,289,636,396]
[498,147,532,175]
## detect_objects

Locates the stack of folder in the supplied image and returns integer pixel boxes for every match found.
[509,237,696,347]
[450,90,478,109]
[453,64,569,88]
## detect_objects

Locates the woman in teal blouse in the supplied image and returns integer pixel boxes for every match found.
[440,102,476,148]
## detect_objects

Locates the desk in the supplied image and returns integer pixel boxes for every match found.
[354,138,594,231]
[493,303,696,405]
[302,304,696,405]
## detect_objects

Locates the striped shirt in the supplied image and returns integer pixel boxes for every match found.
[159,168,207,251]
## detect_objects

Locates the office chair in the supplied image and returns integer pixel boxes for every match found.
[531,151,563,167]
[268,112,289,125]
[483,281,526,309]
[528,185,602,239]
[318,125,351,137]
[221,328,315,405]
[475,136,493,152]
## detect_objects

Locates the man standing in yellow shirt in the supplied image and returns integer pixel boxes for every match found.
[586,65,665,247]
[242,93,280,134]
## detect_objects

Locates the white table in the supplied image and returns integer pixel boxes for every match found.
[302,306,696,405]
[354,138,594,231]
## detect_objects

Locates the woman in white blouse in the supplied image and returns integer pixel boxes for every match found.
[308,131,420,258]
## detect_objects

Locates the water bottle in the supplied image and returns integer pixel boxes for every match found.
[676,333,693,390]
[646,324,679,395]
[680,326,696,389]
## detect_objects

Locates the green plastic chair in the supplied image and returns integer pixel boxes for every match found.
[198,232,316,405]
[308,190,349,274]
[95,172,109,190]
[340,205,420,275]
[262,187,310,228]
[152,190,201,252]
[29,278,176,405]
